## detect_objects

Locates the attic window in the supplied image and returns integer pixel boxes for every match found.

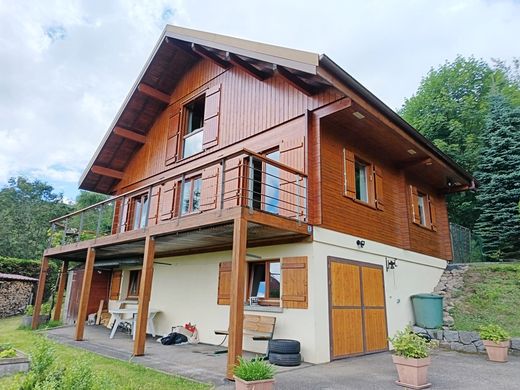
[183,95,205,158]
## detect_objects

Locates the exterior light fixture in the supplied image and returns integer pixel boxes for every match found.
[386,257,398,272]
[356,239,365,248]
[407,149,417,155]
[353,111,365,119]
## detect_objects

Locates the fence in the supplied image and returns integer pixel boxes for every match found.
[449,222,483,263]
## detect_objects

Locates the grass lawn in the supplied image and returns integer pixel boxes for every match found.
[0,316,210,389]
[452,263,520,336]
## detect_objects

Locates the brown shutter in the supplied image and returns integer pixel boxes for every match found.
[217,261,232,305]
[165,111,181,165]
[374,165,384,211]
[147,186,161,226]
[160,180,177,221]
[344,148,356,199]
[109,270,122,300]
[223,157,244,208]
[111,198,122,234]
[281,256,308,309]
[428,195,437,231]
[202,84,221,149]
[279,137,305,218]
[200,165,220,211]
[410,185,420,224]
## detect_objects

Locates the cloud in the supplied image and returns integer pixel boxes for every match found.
[0,0,518,200]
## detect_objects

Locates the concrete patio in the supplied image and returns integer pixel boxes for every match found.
[45,325,520,389]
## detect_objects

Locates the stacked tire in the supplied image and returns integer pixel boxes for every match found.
[268,339,301,366]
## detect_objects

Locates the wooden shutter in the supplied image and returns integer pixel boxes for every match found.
[279,137,305,218]
[428,195,437,231]
[410,185,420,224]
[373,165,384,211]
[217,261,231,305]
[111,198,122,234]
[281,256,308,309]
[165,111,181,165]
[203,84,221,149]
[147,186,161,226]
[343,148,356,199]
[223,157,244,208]
[109,270,122,300]
[200,165,220,211]
[160,180,177,221]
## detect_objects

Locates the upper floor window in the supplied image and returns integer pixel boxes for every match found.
[130,193,149,230]
[251,149,280,214]
[183,96,205,158]
[410,185,437,231]
[355,159,369,203]
[181,176,202,215]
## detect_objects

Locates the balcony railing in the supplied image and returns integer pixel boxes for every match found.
[48,149,307,249]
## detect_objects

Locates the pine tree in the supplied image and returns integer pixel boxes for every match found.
[474,93,520,260]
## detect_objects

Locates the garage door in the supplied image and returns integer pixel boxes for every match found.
[328,257,388,359]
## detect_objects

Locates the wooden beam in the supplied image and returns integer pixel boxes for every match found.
[133,236,156,356]
[113,126,147,144]
[225,52,270,81]
[137,83,170,104]
[32,256,49,329]
[191,43,230,69]
[91,165,124,180]
[312,97,353,119]
[52,260,69,322]
[397,157,433,169]
[74,247,96,341]
[164,37,201,59]
[226,217,248,380]
[274,65,317,96]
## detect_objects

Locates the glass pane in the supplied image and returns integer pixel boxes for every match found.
[181,180,192,215]
[140,195,149,229]
[132,198,142,230]
[192,177,202,212]
[269,261,281,299]
[250,263,266,297]
[355,161,368,202]
[264,151,280,214]
[252,158,262,210]
[183,130,203,158]
[418,195,426,225]
[187,98,205,133]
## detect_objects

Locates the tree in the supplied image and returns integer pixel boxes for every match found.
[0,177,72,259]
[75,190,109,210]
[474,94,520,260]
[400,56,520,229]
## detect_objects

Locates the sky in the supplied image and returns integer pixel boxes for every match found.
[0,0,518,202]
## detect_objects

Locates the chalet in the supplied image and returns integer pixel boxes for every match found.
[32,25,475,379]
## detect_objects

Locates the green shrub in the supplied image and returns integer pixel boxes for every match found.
[479,324,510,342]
[389,326,436,359]
[233,356,275,382]
[38,320,62,330]
[25,305,34,316]
[0,343,16,358]
[40,303,51,315]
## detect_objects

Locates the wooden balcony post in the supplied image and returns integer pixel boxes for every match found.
[133,236,156,356]
[226,217,248,379]
[52,260,69,322]
[75,248,96,341]
[31,256,49,329]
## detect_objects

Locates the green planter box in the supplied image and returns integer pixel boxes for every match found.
[411,293,443,328]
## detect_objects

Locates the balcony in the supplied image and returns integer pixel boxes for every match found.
[44,149,311,261]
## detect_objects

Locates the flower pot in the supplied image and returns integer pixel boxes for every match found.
[233,376,274,390]
[0,350,30,378]
[483,340,509,362]
[392,355,432,389]
[21,315,49,328]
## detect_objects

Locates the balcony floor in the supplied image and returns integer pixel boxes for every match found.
[44,207,311,261]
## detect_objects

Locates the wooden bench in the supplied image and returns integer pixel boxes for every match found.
[214,314,276,355]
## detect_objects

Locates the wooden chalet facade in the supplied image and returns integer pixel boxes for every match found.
[33,26,474,379]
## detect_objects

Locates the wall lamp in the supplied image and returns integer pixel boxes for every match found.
[386,257,398,272]
[356,240,365,248]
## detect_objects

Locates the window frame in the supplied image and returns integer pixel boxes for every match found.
[180,175,202,216]
[128,192,149,231]
[344,148,377,209]
[354,157,370,204]
[251,148,281,214]
[410,185,436,231]
[127,270,141,299]
[181,94,206,159]
[247,259,281,307]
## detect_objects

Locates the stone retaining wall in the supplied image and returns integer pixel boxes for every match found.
[0,280,33,318]
[433,264,468,328]
[413,326,520,355]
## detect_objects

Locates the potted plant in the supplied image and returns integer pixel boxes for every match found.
[479,324,510,362]
[233,356,275,390]
[21,303,51,328]
[389,326,436,389]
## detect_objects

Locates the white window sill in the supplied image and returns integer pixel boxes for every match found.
[244,305,283,313]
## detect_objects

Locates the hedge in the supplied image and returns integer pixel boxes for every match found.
[0,256,59,302]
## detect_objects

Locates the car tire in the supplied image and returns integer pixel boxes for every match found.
[268,339,301,354]
[268,352,301,366]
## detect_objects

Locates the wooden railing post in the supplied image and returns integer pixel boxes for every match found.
[133,236,156,356]
[75,248,96,341]
[53,260,69,322]
[226,216,248,379]
[32,256,49,329]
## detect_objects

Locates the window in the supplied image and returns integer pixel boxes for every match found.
[417,193,427,226]
[127,270,141,298]
[355,159,369,203]
[180,176,202,215]
[410,185,437,231]
[183,96,205,158]
[130,193,149,230]
[252,149,280,214]
[248,260,281,306]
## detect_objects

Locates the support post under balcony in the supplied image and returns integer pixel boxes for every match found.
[32,256,49,329]
[75,247,96,341]
[53,260,69,322]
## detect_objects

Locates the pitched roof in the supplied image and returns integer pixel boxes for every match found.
[79,25,475,193]
[0,273,38,282]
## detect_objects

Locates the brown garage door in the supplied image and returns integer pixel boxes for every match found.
[328,257,388,359]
